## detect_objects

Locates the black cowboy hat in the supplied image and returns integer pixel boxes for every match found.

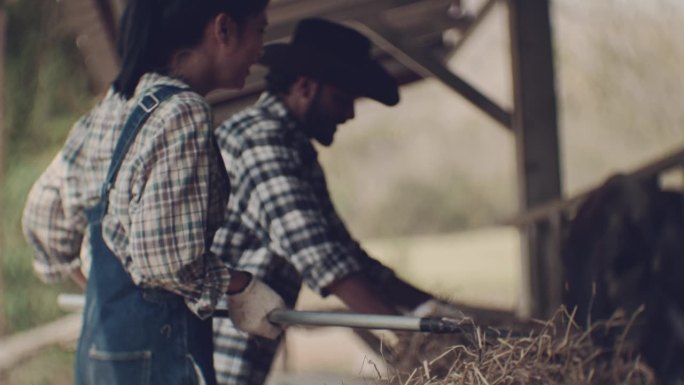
[259,18,400,106]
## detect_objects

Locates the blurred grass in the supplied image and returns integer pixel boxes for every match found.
[1,148,81,334]
[3,347,74,385]
[2,0,89,336]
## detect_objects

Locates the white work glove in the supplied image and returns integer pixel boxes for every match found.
[227,277,287,339]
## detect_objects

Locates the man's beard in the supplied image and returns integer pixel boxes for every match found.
[302,89,338,146]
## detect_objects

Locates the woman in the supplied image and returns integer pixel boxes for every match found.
[21,1,282,384]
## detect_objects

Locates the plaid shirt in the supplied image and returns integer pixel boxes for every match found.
[212,92,394,295]
[22,73,231,317]
[211,92,394,385]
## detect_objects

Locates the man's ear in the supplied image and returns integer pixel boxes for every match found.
[289,77,319,115]
[298,77,319,100]
[212,13,239,49]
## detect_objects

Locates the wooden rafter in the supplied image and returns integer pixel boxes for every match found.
[357,19,513,129]
[211,0,486,115]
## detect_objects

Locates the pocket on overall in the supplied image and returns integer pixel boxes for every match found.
[86,346,152,385]
[186,354,208,385]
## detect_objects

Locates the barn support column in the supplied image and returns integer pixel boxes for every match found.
[0,2,7,336]
[508,0,562,318]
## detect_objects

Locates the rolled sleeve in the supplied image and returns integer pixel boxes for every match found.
[22,153,84,283]
[272,211,364,295]
[240,133,364,295]
[118,98,231,315]
[177,252,233,318]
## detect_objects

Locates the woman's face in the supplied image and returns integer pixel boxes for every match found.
[222,11,268,89]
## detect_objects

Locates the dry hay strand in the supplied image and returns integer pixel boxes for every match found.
[376,306,656,385]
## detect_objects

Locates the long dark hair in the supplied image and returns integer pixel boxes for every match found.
[113,0,269,98]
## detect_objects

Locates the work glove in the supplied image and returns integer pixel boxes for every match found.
[227,277,287,339]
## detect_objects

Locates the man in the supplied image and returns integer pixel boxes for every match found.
[211,18,436,385]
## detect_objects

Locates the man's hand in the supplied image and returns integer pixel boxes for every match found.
[227,276,287,339]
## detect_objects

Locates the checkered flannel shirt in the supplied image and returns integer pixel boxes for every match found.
[211,92,394,297]
[22,73,231,317]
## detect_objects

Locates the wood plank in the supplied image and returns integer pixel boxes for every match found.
[504,146,684,227]
[508,0,562,319]
[267,0,409,27]
[359,19,513,129]
[0,314,82,373]
[445,0,500,60]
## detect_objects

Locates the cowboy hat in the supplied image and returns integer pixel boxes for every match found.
[259,18,399,106]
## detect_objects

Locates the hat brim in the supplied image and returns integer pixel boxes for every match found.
[260,43,399,106]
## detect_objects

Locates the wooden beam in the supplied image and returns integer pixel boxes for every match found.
[504,146,684,227]
[445,0,501,60]
[0,314,82,373]
[358,19,513,129]
[265,0,406,42]
[508,0,562,318]
[211,0,456,112]
[267,0,415,27]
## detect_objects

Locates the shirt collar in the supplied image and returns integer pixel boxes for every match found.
[255,92,298,126]
[255,92,318,155]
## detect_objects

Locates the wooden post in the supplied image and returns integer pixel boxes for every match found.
[91,0,118,58]
[0,2,8,337]
[508,0,562,319]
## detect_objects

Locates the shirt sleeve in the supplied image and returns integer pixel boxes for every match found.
[123,98,232,317]
[325,210,396,285]
[22,152,85,283]
[237,128,364,295]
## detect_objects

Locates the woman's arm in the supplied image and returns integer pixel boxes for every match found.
[23,152,85,283]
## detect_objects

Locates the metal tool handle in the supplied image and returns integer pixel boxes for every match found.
[57,293,85,312]
[268,309,462,333]
[57,294,463,333]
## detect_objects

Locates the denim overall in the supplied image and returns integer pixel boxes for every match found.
[75,86,217,385]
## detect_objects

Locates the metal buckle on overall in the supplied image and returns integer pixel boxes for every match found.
[102,182,113,195]
[139,93,160,113]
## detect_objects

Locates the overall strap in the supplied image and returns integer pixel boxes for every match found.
[100,85,185,212]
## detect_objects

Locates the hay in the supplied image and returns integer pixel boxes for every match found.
[374,306,656,385]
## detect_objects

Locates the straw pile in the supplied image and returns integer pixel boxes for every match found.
[372,307,656,385]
